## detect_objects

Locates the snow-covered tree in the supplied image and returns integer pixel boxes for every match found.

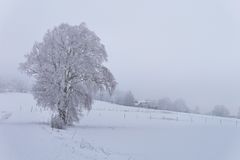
[157,98,172,110]
[95,89,136,106]
[95,90,113,102]
[113,90,136,106]
[122,91,135,106]
[192,106,200,114]
[20,23,116,128]
[172,99,190,113]
[211,105,230,117]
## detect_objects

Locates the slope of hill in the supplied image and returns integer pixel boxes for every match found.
[0,93,240,160]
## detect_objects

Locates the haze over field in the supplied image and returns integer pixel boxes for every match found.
[1,0,240,112]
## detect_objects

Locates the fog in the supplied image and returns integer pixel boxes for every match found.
[0,0,240,113]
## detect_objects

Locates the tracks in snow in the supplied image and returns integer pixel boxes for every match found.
[0,111,12,122]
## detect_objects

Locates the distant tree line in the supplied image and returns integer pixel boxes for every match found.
[0,75,236,119]
[95,91,191,113]
[96,91,240,118]
[136,98,190,113]
[210,105,230,117]
[95,89,135,106]
[0,77,31,93]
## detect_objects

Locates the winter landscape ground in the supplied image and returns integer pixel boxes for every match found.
[0,92,240,160]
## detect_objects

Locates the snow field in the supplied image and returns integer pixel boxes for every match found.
[1,93,240,160]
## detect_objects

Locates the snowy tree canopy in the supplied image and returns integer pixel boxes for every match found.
[20,23,116,128]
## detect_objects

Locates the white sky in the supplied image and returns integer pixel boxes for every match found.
[1,0,240,113]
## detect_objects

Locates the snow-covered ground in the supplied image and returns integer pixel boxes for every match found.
[1,93,240,160]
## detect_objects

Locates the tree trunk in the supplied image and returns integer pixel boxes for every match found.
[58,108,67,125]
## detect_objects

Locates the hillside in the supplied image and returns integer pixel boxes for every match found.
[0,93,240,160]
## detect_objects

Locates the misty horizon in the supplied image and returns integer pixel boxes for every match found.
[1,0,240,113]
